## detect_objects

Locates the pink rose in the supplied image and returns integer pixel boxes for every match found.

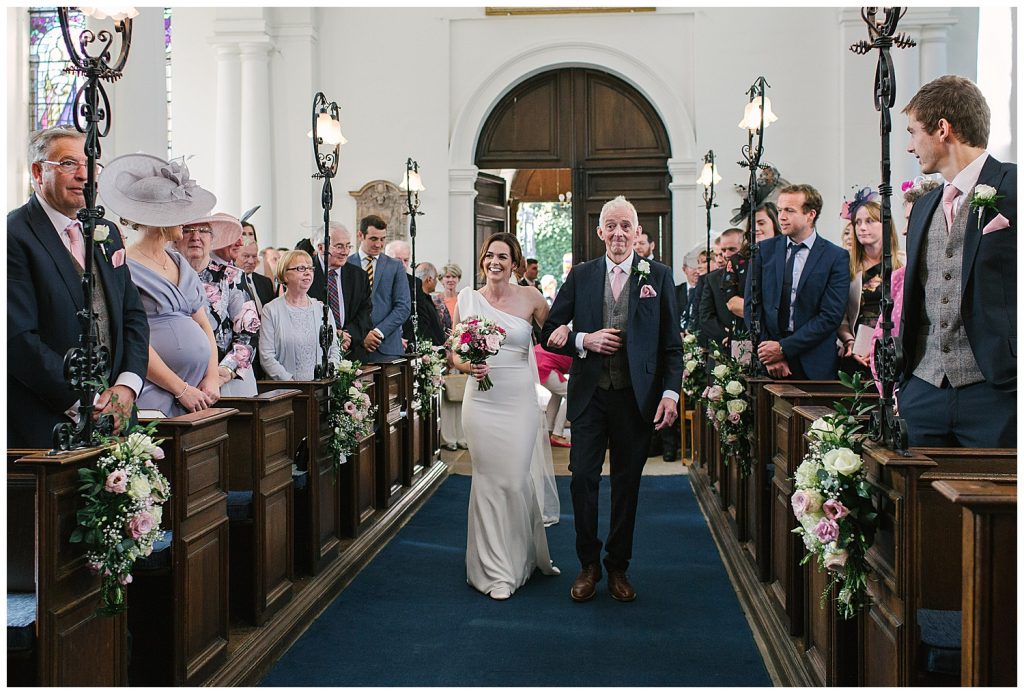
[233,301,261,333]
[231,343,253,371]
[814,518,840,544]
[104,470,128,494]
[701,386,710,398]
[111,248,126,268]
[791,490,810,517]
[127,511,155,540]
[460,332,472,345]
[823,499,849,520]
[706,406,714,419]
[204,282,222,305]
[344,401,357,415]
[824,549,850,572]
[727,411,741,424]
[639,284,657,299]
[151,446,165,460]
[484,333,501,352]
[119,574,133,586]
[88,560,104,574]
[707,385,724,401]
[682,369,690,379]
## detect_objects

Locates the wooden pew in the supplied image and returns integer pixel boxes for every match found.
[402,359,425,486]
[374,359,408,509]
[338,365,380,538]
[422,393,441,470]
[743,376,774,581]
[130,408,235,686]
[932,479,1017,687]
[8,447,129,686]
[257,379,340,575]
[219,390,300,626]
[858,443,1016,687]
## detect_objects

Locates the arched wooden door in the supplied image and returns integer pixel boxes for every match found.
[475,67,672,265]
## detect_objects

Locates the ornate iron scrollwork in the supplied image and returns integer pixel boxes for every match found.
[311,92,343,380]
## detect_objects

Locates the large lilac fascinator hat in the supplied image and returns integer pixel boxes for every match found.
[99,153,216,227]
[839,186,879,221]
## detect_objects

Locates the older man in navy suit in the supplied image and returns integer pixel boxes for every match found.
[542,195,682,603]
[898,75,1016,447]
[8,126,149,447]
[745,183,849,380]
[348,214,410,362]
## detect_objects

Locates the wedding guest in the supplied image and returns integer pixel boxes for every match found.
[840,220,854,251]
[535,342,572,447]
[173,212,259,397]
[385,239,445,348]
[899,75,1015,447]
[100,153,222,417]
[836,189,904,373]
[440,262,462,321]
[699,227,747,347]
[349,215,410,362]
[439,262,467,450]
[680,249,709,333]
[260,249,341,380]
[416,261,452,333]
[259,246,280,280]
[751,201,781,242]
[633,229,656,260]
[540,274,558,306]
[240,220,258,247]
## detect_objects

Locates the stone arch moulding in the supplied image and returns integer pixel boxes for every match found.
[450,40,697,170]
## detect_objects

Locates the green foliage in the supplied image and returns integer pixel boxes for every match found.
[518,201,572,287]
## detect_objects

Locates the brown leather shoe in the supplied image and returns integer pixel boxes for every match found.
[607,570,636,602]
[570,564,602,602]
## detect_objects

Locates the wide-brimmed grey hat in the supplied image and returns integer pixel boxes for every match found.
[99,153,216,227]
[183,212,243,251]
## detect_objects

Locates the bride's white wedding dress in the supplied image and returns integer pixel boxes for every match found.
[459,288,560,599]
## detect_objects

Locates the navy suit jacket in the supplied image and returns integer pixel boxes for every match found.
[8,194,149,447]
[901,156,1017,391]
[745,233,849,380]
[347,252,410,361]
[541,255,683,423]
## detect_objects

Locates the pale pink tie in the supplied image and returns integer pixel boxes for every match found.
[942,184,961,232]
[65,221,86,267]
[611,265,625,301]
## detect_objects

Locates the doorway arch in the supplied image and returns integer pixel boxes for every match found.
[473,67,673,265]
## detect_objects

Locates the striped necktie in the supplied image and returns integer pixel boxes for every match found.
[364,254,376,290]
[327,268,342,327]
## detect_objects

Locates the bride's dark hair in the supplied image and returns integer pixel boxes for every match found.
[477,232,524,280]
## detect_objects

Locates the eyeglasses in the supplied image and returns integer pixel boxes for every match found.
[41,159,103,175]
[286,265,315,273]
[329,242,352,251]
[182,227,213,236]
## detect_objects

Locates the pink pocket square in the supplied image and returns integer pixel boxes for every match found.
[982,213,1010,234]
[111,248,126,267]
[639,284,657,299]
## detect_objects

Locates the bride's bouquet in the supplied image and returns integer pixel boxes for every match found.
[447,316,507,391]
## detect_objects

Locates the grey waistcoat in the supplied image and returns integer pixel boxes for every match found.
[70,250,114,369]
[599,270,631,390]
[911,188,984,388]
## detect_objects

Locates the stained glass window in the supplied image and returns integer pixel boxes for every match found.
[29,8,85,130]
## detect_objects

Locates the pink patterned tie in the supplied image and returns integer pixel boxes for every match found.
[942,184,960,232]
[65,221,86,267]
[611,265,625,301]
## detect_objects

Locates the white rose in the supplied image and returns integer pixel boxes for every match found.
[685,359,698,373]
[128,474,151,501]
[93,227,109,242]
[725,380,744,396]
[637,259,651,273]
[339,359,353,372]
[974,183,998,200]
[713,364,729,379]
[822,447,863,476]
[684,333,696,344]
[716,410,726,422]
[726,398,747,414]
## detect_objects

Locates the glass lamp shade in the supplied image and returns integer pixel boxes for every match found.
[738,96,778,131]
[308,112,347,145]
[696,162,722,187]
[399,169,425,192]
[80,5,139,21]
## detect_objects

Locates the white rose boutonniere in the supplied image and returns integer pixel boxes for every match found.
[969,184,1004,230]
[635,259,651,284]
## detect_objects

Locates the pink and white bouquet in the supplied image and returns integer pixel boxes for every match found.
[701,341,754,476]
[790,371,878,620]
[327,358,376,463]
[71,423,171,615]
[447,316,507,391]
[411,340,446,411]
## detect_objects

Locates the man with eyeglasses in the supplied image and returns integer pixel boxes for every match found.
[7,125,149,446]
[348,215,410,362]
[309,222,372,360]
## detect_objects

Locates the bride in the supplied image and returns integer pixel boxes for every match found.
[451,232,560,600]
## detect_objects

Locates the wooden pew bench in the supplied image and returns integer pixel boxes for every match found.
[339,365,380,538]
[374,359,408,510]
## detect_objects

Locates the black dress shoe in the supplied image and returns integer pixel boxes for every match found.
[570,564,602,602]
[662,450,678,462]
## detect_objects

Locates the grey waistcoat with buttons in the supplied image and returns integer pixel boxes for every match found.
[911,188,984,388]
[70,249,114,368]
[599,269,631,390]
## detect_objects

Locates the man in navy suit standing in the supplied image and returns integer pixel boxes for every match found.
[8,126,149,447]
[348,214,410,363]
[542,195,682,603]
[898,75,1016,447]
[745,183,849,380]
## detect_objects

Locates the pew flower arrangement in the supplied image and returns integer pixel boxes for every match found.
[326,358,376,464]
[790,371,878,620]
[410,340,446,412]
[681,332,707,399]
[70,421,171,615]
[702,340,755,476]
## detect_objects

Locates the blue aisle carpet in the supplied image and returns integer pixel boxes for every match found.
[260,474,771,687]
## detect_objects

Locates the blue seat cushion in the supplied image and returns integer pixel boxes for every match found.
[227,490,254,522]
[292,466,308,491]
[135,530,173,572]
[917,608,961,676]
[7,592,36,652]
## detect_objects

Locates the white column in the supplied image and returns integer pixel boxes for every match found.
[7,7,30,207]
[667,157,699,284]
[213,44,241,215]
[448,167,479,283]
[239,41,274,227]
